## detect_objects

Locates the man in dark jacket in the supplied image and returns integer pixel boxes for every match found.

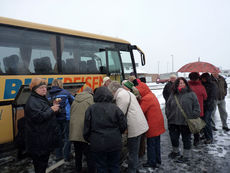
[163,74,177,102]
[47,79,74,161]
[200,73,217,144]
[83,86,127,173]
[211,72,229,131]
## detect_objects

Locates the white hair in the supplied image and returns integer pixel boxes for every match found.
[108,81,121,93]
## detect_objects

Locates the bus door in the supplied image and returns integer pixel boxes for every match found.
[0,104,14,144]
[105,49,125,82]
[12,82,85,143]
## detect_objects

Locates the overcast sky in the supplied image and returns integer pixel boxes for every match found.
[1,0,230,73]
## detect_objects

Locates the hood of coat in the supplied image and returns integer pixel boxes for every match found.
[136,81,151,98]
[75,91,93,103]
[49,86,62,94]
[93,86,113,103]
[188,80,202,86]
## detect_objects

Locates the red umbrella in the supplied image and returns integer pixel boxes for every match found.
[177,61,220,73]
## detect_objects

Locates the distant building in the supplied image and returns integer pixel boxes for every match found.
[221,69,230,77]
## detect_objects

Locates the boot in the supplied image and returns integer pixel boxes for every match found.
[168,147,180,159]
[176,149,191,163]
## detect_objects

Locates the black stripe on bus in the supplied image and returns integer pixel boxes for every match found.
[0,101,13,106]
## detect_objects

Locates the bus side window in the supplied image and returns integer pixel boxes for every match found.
[99,66,107,74]
[3,54,19,74]
[65,58,78,73]
[79,61,87,74]
[87,59,98,74]
[62,60,66,73]
[33,56,53,74]
[0,62,3,74]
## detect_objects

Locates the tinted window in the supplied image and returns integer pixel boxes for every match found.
[0,26,57,74]
[108,50,122,74]
[61,36,119,74]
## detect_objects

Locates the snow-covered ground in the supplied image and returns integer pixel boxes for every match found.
[1,81,230,173]
[143,81,230,173]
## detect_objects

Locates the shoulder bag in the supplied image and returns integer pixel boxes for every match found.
[174,95,206,134]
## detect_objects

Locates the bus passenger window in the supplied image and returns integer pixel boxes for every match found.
[65,58,78,74]
[87,59,98,74]
[62,60,66,73]
[3,54,19,74]
[0,62,2,74]
[79,61,87,74]
[33,56,53,74]
[108,51,122,74]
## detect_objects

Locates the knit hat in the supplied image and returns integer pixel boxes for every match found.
[124,81,134,90]
[102,77,111,85]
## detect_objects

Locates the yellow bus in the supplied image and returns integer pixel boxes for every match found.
[0,17,145,146]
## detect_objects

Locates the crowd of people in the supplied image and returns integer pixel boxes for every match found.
[21,71,229,173]
[164,72,229,163]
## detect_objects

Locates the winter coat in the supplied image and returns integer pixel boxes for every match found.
[114,88,149,138]
[202,80,217,111]
[25,91,59,156]
[163,81,174,102]
[47,86,74,120]
[69,91,94,143]
[83,87,127,152]
[136,82,165,138]
[166,87,201,126]
[188,80,207,117]
[211,74,228,100]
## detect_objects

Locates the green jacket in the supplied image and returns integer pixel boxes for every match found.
[69,91,94,142]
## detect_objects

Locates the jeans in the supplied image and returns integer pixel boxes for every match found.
[30,153,50,173]
[73,141,96,172]
[55,120,71,160]
[168,124,192,150]
[127,135,141,173]
[92,150,121,173]
[211,99,229,128]
[202,110,213,141]
[147,136,161,166]
[139,134,146,158]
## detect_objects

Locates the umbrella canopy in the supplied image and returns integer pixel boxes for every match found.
[177,61,220,73]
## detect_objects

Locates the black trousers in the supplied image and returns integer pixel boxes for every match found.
[168,124,192,150]
[73,141,96,173]
[30,153,50,173]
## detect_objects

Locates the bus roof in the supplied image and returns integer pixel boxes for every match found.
[0,16,130,44]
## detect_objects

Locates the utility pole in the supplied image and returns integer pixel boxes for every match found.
[171,54,174,72]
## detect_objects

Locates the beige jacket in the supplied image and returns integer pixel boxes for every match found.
[69,91,94,142]
[114,88,149,138]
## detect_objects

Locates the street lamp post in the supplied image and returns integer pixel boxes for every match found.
[167,62,169,73]
[171,54,174,72]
